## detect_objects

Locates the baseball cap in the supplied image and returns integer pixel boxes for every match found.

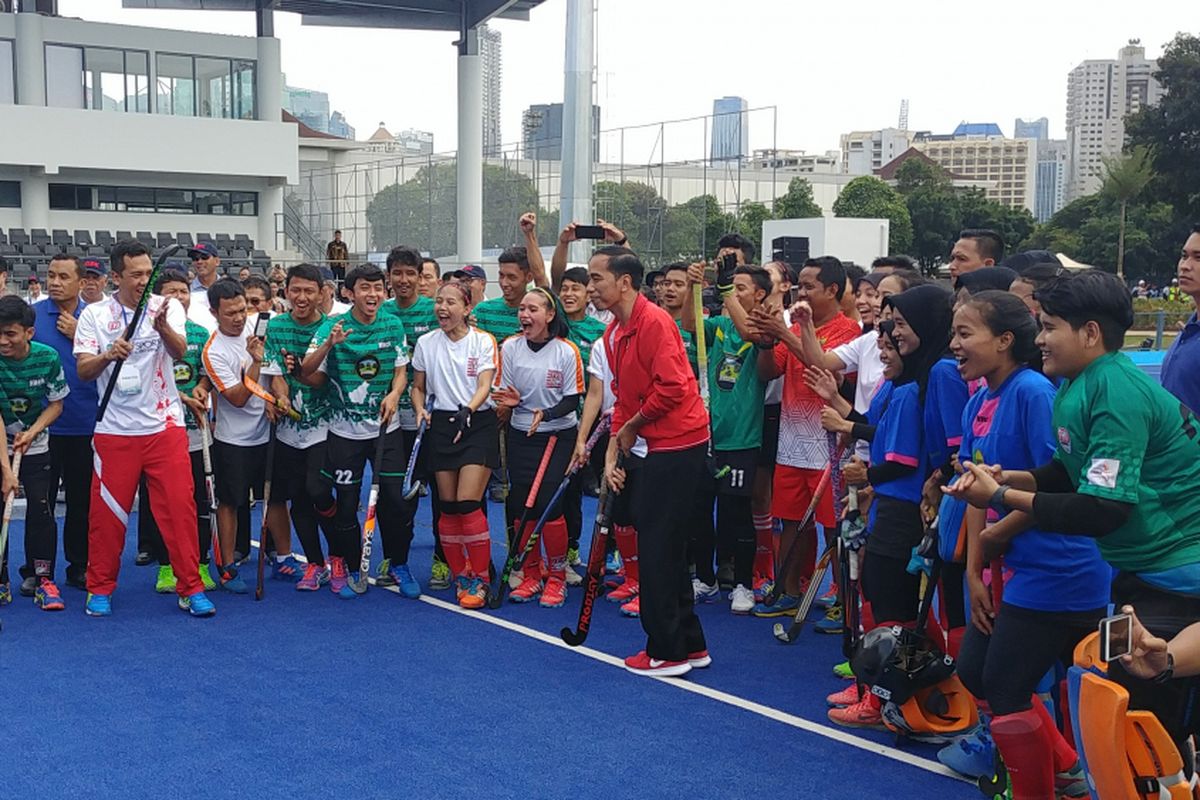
[448,265,486,281]
[188,241,219,259]
[318,266,336,283]
[999,249,1061,273]
[82,257,108,276]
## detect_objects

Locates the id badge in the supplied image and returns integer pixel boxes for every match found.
[117,364,141,396]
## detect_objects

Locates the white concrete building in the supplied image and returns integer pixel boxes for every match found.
[0,11,295,258]
[480,23,502,157]
[840,128,915,175]
[1065,41,1162,201]
[752,149,840,174]
[913,132,1037,212]
[762,217,889,268]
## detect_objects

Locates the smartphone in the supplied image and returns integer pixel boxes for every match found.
[574,224,606,240]
[253,311,271,338]
[1099,613,1132,662]
[722,252,737,271]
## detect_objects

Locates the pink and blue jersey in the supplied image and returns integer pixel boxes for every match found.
[958,367,1110,612]
[867,380,927,506]
[924,357,969,469]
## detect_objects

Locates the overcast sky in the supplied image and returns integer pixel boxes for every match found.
[61,0,1189,163]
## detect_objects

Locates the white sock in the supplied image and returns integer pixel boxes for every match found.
[276,554,289,564]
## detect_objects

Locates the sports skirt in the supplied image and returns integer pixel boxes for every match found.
[428,407,500,472]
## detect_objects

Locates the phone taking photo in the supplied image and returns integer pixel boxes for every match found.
[253,311,271,339]
[574,224,605,240]
[1099,613,1132,662]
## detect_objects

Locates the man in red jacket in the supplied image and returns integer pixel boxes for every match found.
[591,246,711,677]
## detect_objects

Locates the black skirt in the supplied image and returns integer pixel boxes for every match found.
[428,407,500,472]
[506,425,577,500]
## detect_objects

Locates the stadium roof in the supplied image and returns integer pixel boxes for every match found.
[122,1,547,32]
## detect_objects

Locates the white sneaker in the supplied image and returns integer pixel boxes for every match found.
[692,577,719,603]
[564,566,583,586]
[508,568,524,590]
[730,584,754,614]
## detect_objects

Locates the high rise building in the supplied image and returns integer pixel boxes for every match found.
[282,83,330,133]
[328,110,355,140]
[711,96,749,162]
[840,128,916,175]
[1035,140,1068,222]
[521,102,601,161]
[1065,41,1162,201]
[913,125,1037,211]
[480,24,503,157]
[1014,117,1049,141]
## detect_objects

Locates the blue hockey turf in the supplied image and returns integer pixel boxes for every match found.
[0,490,979,799]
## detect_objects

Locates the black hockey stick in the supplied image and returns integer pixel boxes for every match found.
[487,433,557,608]
[402,394,434,501]
[348,426,389,595]
[561,451,622,646]
[762,447,842,607]
[254,422,277,601]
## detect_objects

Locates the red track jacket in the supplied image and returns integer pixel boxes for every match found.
[603,294,710,453]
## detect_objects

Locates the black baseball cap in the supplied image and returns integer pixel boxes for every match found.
[188,241,219,260]
[448,265,486,281]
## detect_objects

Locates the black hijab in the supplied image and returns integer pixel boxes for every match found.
[882,284,953,401]
[956,266,1019,296]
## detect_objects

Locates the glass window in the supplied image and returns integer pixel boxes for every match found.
[230,191,257,216]
[45,44,84,108]
[97,186,118,211]
[126,51,149,113]
[194,190,230,215]
[156,53,195,116]
[48,184,94,210]
[196,56,231,118]
[48,183,254,215]
[0,40,13,105]
[156,189,193,214]
[117,186,156,212]
[83,46,125,111]
[232,60,255,120]
[0,181,20,208]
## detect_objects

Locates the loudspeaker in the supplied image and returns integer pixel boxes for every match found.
[771,236,809,269]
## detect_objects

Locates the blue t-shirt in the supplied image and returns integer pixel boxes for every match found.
[958,367,1111,612]
[867,381,927,507]
[1162,313,1200,414]
[924,357,969,469]
[32,298,98,436]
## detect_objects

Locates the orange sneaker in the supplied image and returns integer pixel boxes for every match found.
[826,683,861,708]
[620,595,640,617]
[827,691,885,730]
[459,577,488,609]
[539,576,566,608]
[509,575,543,603]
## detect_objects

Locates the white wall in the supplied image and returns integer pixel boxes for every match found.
[762,217,889,267]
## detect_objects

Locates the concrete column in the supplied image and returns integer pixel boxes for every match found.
[20,172,49,231]
[255,35,282,124]
[14,12,46,106]
[560,0,594,264]
[259,182,284,251]
[455,28,483,265]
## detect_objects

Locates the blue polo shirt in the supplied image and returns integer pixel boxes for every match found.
[1162,312,1200,414]
[32,297,98,436]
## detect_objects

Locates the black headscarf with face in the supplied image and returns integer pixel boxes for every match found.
[881,284,954,401]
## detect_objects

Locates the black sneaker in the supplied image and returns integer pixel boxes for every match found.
[134,551,152,566]
[65,573,87,591]
[19,575,37,597]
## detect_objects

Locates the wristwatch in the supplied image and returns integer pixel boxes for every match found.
[989,485,1010,511]
[1151,652,1175,685]
[613,236,628,246]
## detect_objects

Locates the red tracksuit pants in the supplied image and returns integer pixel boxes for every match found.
[87,426,201,597]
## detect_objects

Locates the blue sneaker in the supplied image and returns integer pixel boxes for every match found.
[604,551,622,575]
[752,594,799,618]
[338,572,359,599]
[272,555,306,582]
[937,725,995,779]
[0,583,10,605]
[815,605,846,634]
[178,591,216,617]
[389,564,420,599]
[85,592,112,617]
[220,569,249,594]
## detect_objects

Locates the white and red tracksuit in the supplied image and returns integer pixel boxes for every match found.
[74,294,201,597]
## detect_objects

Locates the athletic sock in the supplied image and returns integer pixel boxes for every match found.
[946,626,966,660]
[752,512,775,580]
[614,525,638,582]
[462,509,492,580]
[439,513,469,578]
[990,709,1055,799]
[1030,695,1078,773]
[276,554,289,564]
[542,517,568,578]
[514,519,542,578]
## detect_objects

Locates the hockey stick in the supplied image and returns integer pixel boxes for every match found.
[402,394,434,501]
[487,433,558,608]
[96,244,185,423]
[195,412,234,583]
[0,450,23,598]
[762,450,842,607]
[773,539,837,643]
[241,377,302,422]
[497,416,611,594]
[348,427,389,595]
[254,422,277,601]
[561,450,622,647]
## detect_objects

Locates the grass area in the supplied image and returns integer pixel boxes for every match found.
[1124,331,1178,349]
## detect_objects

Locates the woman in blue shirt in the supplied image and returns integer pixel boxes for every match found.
[947,290,1109,800]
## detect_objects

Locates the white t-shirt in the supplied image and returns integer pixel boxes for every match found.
[329,300,351,317]
[74,294,187,436]
[411,328,497,412]
[188,290,218,333]
[499,336,583,434]
[831,329,885,462]
[202,323,270,447]
[588,338,647,458]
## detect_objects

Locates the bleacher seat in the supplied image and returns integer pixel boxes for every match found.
[215,233,233,246]
[115,230,133,242]
[52,229,71,246]
[12,262,32,279]
[19,243,41,256]
[136,232,154,248]
[87,245,106,257]
[0,243,17,257]
[0,230,6,245]
[176,232,194,248]
[94,230,114,248]
[251,249,269,267]
[73,230,92,247]
[196,233,212,245]
[30,228,50,246]
[9,229,29,246]
[156,232,174,248]
[65,245,84,258]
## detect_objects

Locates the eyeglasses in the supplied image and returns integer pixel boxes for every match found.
[191,254,212,262]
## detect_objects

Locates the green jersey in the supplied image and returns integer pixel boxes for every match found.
[309,310,409,441]
[566,314,607,375]
[173,319,209,447]
[382,295,438,429]
[0,340,69,456]
[1052,351,1200,574]
[675,318,699,376]
[263,311,331,449]
[703,316,764,451]
[474,297,522,344]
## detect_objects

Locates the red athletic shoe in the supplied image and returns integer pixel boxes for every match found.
[620,595,640,617]
[509,575,542,603]
[826,683,861,708]
[539,576,567,608]
[827,692,885,730]
[623,650,692,678]
[687,650,712,668]
[607,579,638,603]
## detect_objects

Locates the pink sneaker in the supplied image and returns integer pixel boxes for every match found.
[328,556,348,595]
[827,692,885,730]
[296,563,327,591]
[826,683,861,708]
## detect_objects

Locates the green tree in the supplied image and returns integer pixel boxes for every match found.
[1100,146,1155,280]
[957,189,1036,256]
[1125,33,1200,222]
[893,157,952,196]
[734,201,774,261]
[679,194,735,259]
[773,176,823,219]
[832,176,913,254]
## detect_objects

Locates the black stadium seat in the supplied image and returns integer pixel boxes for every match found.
[74,229,92,247]
[8,229,29,246]
[156,232,174,248]
[52,229,72,246]
[94,230,114,248]
[30,228,50,246]
[116,230,133,242]
[176,232,194,248]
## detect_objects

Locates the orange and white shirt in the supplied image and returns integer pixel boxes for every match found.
[202,321,270,447]
[499,335,584,434]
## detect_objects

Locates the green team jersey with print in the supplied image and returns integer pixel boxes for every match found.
[173,319,209,447]
[381,295,438,429]
[674,318,699,376]
[0,340,69,456]
[473,297,522,344]
[262,312,330,449]
[702,315,764,451]
[1052,351,1200,574]
[309,310,409,440]
[566,314,607,375]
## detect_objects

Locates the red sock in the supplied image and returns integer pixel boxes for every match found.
[1031,695,1078,773]
[990,709,1056,800]
[462,509,493,580]
[542,517,568,578]
[439,513,468,578]
[514,519,542,578]
[752,512,774,580]
[860,600,876,632]
[614,525,638,583]
[946,627,966,660]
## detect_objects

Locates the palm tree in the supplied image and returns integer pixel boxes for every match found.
[1099,146,1155,281]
